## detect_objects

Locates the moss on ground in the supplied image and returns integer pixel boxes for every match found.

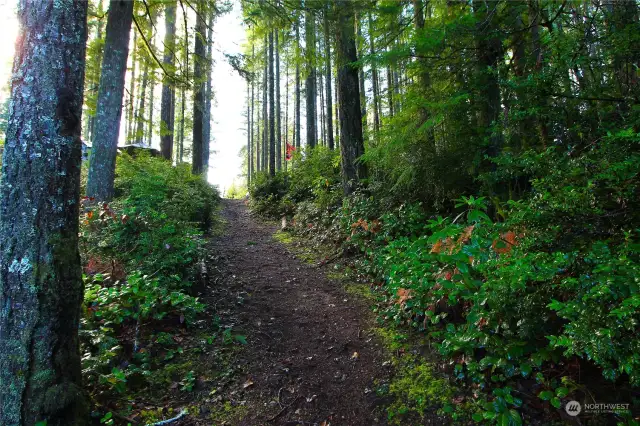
[207,400,249,425]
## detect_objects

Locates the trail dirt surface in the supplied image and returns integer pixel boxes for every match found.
[199,199,391,425]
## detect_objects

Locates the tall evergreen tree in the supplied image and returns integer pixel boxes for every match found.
[335,0,366,194]
[203,10,214,173]
[275,30,282,171]
[192,5,206,174]
[323,3,334,149]
[0,1,89,424]
[160,0,177,160]
[305,8,317,148]
[294,20,301,148]
[268,30,276,175]
[86,0,135,201]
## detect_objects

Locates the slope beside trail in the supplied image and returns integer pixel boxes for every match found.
[200,199,392,425]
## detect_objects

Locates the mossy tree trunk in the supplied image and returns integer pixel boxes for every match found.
[268,30,276,176]
[160,1,177,160]
[275,31,282,171]
[191,5,206,175]
[323,4,334,150]
[335,0,366,195]
[203,10,214,174]
[305,8,317,149]
[294,20,301,149]
[0,1,89,425]
[86,0,135,201]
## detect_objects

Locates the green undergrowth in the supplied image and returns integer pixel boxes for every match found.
[78,154,245,424]
[251,129,640,425]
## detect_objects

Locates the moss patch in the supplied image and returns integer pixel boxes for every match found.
[208,400,249,424]
[273,230,295,244]
[386,356,453,425]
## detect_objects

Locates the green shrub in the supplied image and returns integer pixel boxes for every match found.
[80,154,219,397]
[274,128,640,421]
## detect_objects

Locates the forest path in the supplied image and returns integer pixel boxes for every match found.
[203,199,390,425]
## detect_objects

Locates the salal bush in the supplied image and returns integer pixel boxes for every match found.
[340,131,640,410]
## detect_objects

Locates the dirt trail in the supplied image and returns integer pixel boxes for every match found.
[202,199,390,425]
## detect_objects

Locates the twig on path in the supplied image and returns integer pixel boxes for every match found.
[145,409,187,426]
[266,395,301,422]
[277,387,285,408]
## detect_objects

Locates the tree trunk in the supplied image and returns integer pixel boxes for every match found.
[148,69,155,145]
[386,61,393,117]
[276,31,282,171]
[294,21,301,148]
[356,13,366,136]
[247,82,251,185]
[250,45,255,179]
[0,2,89,425]
[203,10,214,173]
[87,0,135,201]
[269,31,276,175]
[262,37,268,172]
[178,5,189,164]
[324,4,335,149]
[179,86,185,163]
[305,9,317,148]
[367,13,380,135]
[412,0,436,145]
[284,38,289,171]
[474,0,503,161]
[319,57,325,145]
[335,68,340,145]
[134,61,149,145]
[160,1,177,160]
[336,1,366,195]
[191,5,206,174]
[256,74,261,172]
[127,31,137,143]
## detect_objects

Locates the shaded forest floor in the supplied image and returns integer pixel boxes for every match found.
[184,198,396,425]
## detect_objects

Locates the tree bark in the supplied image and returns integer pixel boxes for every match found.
[269,31,276,175]
[305,9,317,148]
[284,37,289,171]
[250,45,255,179]
[247,82,251,185]
[191,5,206,174]
[134,60,149,144]
[386,60,394,117]
[474,0,503,161]
[87,0,135,201]
[0,1,89,424]
[324,4,334,149]
[356,13,366,136]
[294,20,301,148]
[160,1,176,160]
[203,9,214,173]
[336,1,366,195]
[127,31,137,143]
[262,36,268,172]
[178,4,189,164]
[367,13,380,135]
[275,31,282,171]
